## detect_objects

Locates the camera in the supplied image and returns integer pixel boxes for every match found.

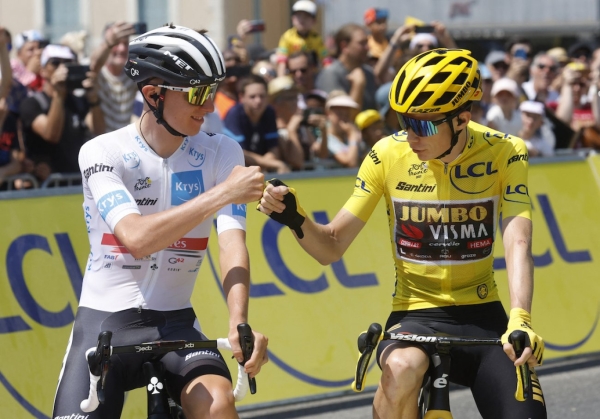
[513,48,529,60]
[415,25,435,34]
[132,22,148,35]
[64,63,90,91]
[301,107,324,125]
[248,20,265,33]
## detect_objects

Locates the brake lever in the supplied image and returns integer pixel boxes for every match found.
[237,323,257,394]
[509,330,531,401]
[352,322,382,392]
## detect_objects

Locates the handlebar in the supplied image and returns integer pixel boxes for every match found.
[352,323,532,402]
[80,324,257,413]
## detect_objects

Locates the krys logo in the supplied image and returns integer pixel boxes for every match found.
[123,150,141,169]
[188,146,206,168]
[171,170,205,205]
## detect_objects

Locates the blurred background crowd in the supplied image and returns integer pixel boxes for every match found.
[1,0,600,190]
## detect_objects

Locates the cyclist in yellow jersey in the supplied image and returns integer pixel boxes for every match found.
[258,48,546,418]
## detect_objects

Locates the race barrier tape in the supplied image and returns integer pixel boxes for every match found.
[1,154,599,418]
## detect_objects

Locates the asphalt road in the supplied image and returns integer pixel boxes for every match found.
[239,352,600,419]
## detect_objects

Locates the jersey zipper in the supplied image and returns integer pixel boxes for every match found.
[441,161,451,300]
[136,158,169,311]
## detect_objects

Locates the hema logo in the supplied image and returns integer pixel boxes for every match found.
[171,171,205,205]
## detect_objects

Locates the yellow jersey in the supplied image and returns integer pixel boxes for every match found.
[276,28,328,63]
[343,122,531,311]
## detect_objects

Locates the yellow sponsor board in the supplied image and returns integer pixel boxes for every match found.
[1,156,599,418]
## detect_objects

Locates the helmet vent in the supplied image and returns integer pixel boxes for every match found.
[454,73,468,85]
[403,77,424,103]
[449,57,472,67]
[425,56,445,66]
[430,72,451,84]
[413,91,433,106]
[434,92,457,107]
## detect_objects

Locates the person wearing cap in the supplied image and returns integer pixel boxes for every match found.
[485,50,509,82]
[321,93,362,167]
[364,8,391,63]
[224,74,291,173]
[259,48,546,419]
[268,75,305,170]
[88,22,138,133]
[316,23,377,111]
[10,29,47,92]
[486,77,522,136]
[555,61,595,135]
[19,44,104,184]
[408,21,456,55]
[275,0,328,77]
[519,100,555,157]
[355,108,385,151]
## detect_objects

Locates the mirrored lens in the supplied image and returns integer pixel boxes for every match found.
[188,84,217,106]
[397,114,439,137]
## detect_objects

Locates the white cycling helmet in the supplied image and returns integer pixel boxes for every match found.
[125,24,226,87]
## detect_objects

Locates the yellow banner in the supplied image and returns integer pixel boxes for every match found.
[1,156,600,418]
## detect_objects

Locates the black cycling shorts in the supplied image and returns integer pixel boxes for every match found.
[52,307,231,419]
[376,301,547,419]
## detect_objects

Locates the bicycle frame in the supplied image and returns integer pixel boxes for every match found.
[352,323,531,419]
[81,323,257,419]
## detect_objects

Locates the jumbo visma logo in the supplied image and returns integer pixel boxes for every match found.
[0,193,598,417]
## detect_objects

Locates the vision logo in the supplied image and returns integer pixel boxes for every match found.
[123,150,141,169]
[188,146,206,167]
[171,171,205,205]
[98,190,131,220]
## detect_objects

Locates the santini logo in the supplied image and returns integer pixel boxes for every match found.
[396,182,436,193]
[83,163,113,180]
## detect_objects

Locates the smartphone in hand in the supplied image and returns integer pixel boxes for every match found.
[248,20,265,33]
[415,25,435,33]
[64,63,90,90]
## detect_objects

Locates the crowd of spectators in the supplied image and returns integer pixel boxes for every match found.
[2,0,600,191]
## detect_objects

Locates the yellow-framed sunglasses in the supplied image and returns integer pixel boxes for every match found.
[152,83,218,106]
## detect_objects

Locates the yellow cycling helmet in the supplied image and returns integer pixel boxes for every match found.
[390,48,482,114]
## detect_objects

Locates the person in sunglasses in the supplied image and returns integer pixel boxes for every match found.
[52,24,269,419]
[258,48,547,418]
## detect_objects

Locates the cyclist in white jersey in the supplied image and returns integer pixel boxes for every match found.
[52,24,268,419]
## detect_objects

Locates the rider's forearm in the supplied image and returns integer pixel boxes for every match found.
[219,230,250,328]
[114,182,236,258]
[502,216,534,312]
[294,209,361,265]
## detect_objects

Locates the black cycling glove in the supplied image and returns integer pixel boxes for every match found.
[262,178,306,238]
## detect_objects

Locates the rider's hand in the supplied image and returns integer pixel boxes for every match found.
[257,178,306,238]
[222,165,265,204]
[244,331,269,378]
[501,308,544,367]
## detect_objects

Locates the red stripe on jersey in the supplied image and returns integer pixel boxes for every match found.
[168,237,208,251]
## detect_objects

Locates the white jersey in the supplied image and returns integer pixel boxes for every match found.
[78,124,247,312]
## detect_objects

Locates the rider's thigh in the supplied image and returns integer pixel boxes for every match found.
[471,345,547,419]
[52,307,127,419]
[180,374,238,419]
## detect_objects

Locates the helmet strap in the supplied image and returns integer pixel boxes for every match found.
[435,106,469,159]
[138,84,187,137]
